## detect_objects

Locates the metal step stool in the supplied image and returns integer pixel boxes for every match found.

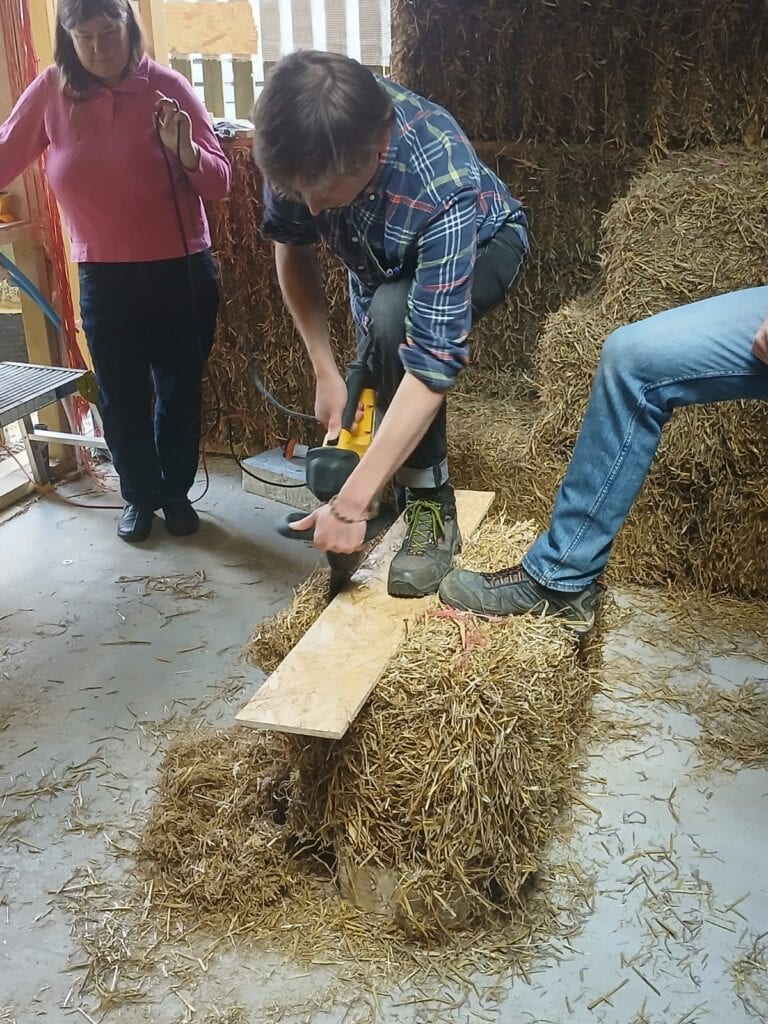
[0,361,106,485]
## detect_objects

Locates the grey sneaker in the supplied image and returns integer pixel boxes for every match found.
[388,489,461,598]
[439,564,600,634]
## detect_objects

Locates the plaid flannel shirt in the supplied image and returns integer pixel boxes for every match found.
[261,77,527,393]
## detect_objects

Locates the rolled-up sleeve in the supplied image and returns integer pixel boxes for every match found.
[399,187,478,393]
[260,183,320,246]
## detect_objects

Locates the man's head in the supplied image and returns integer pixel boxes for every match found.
[252,51,394,215]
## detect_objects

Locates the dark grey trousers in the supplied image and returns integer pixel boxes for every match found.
[363,222,527,489]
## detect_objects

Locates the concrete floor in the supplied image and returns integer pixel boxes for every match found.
[0,459,766,1023]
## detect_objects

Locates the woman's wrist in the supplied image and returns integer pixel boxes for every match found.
[180,140,201,172]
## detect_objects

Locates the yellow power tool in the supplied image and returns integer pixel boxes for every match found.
[278,349,395,600]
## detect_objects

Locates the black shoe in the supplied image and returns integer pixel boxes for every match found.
[162,497,200,536]
[117,504,154,543]
[439,563,600,634]
[387,484,461,597]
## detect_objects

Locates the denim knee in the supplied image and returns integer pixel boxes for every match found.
[597,319,664,388]
[602,313,679,389]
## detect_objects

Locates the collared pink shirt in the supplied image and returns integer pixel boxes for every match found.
[0,56,231,262]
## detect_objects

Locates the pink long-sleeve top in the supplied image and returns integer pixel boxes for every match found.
[0,56,231,262]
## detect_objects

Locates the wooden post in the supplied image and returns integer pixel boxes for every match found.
[170,56,193,86]
[0,16,59,378]
[28,0,56,71]
[135,0,169,64]
[233,59,255,119]
[26,0,90,373]
[201,58,225,118]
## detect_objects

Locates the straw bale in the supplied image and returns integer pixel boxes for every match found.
[600,150,768,325]
[523,149,768,595]
[470,144,641,372]
[446,376,561,525]
[204,144,354,453]
[141,729,317,922]
[148,518,599,942]
[266,520,598,937]
[245,566,329,675]
[391,1,767,148]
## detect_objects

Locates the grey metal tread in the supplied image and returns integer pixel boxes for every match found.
[0,361,85,428]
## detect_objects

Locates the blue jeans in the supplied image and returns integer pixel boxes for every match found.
[79,251,219,507]
[523,287,768,591]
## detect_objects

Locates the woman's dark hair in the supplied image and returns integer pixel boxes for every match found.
[252,50,394,190]
[54,0,143,96]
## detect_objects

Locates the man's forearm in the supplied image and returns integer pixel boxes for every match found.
[274,242,337,376]
[337,372,445,515]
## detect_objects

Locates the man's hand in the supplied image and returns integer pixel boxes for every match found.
[753,317,768,366]
[315,369,347,438]
[290,502,366,553]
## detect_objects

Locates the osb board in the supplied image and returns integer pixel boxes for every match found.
[165,1,258,56]
[236,489,495,739]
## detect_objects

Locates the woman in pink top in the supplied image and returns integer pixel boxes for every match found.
[0,0,231,541]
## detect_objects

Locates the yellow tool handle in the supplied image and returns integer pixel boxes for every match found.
[333,386,376,461]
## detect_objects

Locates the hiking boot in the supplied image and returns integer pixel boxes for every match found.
[162,497,200,536]
[439,564,600,634]
[388,486,461,598]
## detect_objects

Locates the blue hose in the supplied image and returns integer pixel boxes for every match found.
[0,251,61,331]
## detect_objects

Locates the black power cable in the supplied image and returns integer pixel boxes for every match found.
[155,104,315,491]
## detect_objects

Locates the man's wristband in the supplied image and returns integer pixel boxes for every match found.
[328,494,369,525]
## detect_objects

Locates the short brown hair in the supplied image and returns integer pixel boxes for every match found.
[252,50,394,189]
[55,0,143,97]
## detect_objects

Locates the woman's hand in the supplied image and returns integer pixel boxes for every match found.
[154,92,200,172]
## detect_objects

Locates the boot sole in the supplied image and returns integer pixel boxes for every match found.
[387,580,441,598]
[439,591,595,633]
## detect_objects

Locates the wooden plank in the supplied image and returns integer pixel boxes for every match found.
[326,0,347,55]
[0,221,36,246]
[170,56,193,86]
[232,59,254,119]
[201,59,225,119]
[236,489,495,740]
[291,0,313,49]
[0,464,33,511]
[165,1,258,58]
[259,1,281,63]
[27,429,108,450]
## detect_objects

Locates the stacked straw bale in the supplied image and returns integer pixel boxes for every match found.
[205,4,767,447]
[450,149,768,595]
[144,519,600,939]
[204,143,355,452]
[391,1,767,148]
[470,144,641,371]
[204,142,638,443]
